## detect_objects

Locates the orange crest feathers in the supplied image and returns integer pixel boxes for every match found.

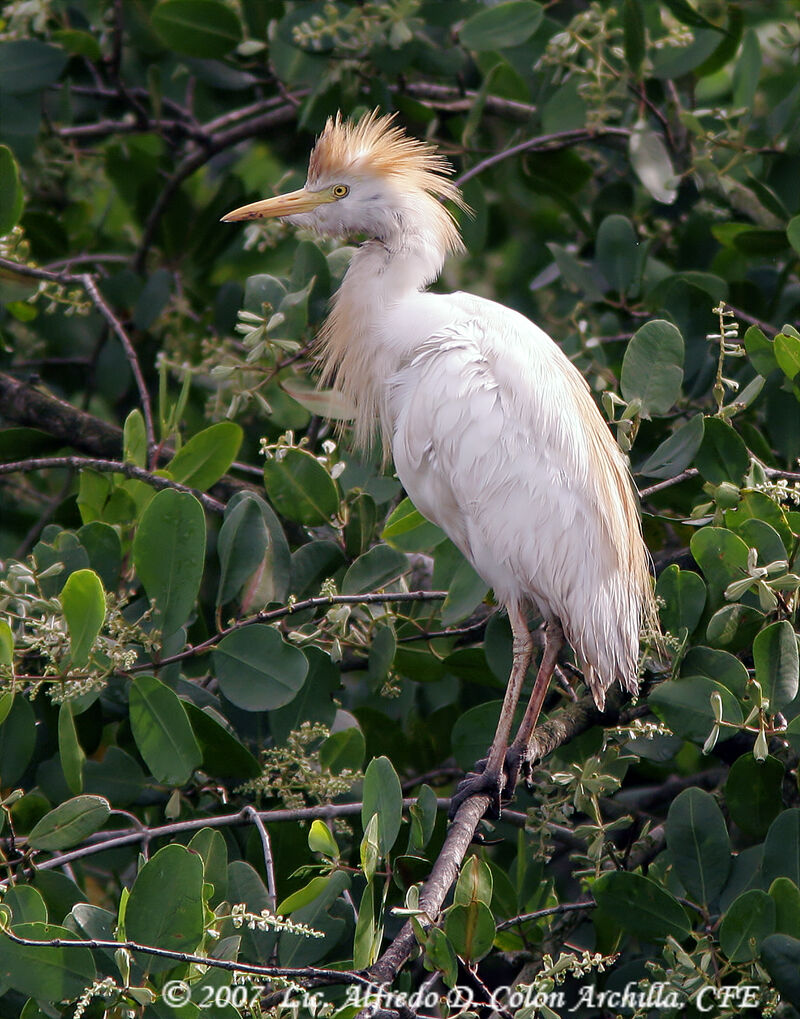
[307,110,466,211]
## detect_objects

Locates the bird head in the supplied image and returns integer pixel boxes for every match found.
[222,110,465,253]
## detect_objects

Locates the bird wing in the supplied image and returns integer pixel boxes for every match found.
[385,294,647,698]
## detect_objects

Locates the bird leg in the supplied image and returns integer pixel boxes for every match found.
[504,621,564,788]
[449,605,532,818]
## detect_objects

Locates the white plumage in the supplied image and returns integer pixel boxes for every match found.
[223,111,656,810]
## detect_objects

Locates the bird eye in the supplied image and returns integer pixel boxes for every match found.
[332,184,349,198]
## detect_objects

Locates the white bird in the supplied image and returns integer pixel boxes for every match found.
[223,111,656,812]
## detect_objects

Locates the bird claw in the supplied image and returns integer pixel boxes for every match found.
[448,765,507,820]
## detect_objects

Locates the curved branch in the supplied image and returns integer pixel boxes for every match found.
[128,590,448,672]
[368,689,621,985]
[0,258,154,452]
[0,455,225,514]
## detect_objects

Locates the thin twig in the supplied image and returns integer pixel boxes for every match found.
[0,257,155,453]
[496,900,595,931]
[245,806,277,907]
[638,469,699,497]
[127,591,448,673]
[455,127,631,189]
[0,455,225,514]
[0,926,372,987]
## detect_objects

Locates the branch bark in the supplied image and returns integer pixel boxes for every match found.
[367,690,620,985]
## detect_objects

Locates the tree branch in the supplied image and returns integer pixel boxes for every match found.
[0,258,155,452]
[367,689,621,985]
[0,455,225,514]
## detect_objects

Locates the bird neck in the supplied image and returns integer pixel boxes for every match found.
[317,216,449,450]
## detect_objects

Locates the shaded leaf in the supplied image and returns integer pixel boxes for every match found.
[459,1,542,51]
[28,795,110,850]
[166,421,243,491]
[213,625,308,711]
[719,889,775,962]
[129,675,202,785]
[665,787,730,904]
[593,871,690,941]
[621,320,684,418]
[263,447,339,526]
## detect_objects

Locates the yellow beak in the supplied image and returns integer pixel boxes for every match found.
[221,187,330,222]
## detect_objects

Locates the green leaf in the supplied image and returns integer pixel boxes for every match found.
[126,844,205,973]
[0,620,12,670]
[725,755,783,840]
[445,900,495,962]
[719,889,775,962]
[689,526,750,604]
[362,756,403,857]
[188,827,229,908]
[213,625,308,711]
[183,700,261,779]
[59,568,105,667]
[660,0,721,29]
[408,785,438,854]
[459,1,542,51]
[263,447,339,526]
[649,677,742,744]
[0,41,68,94]
[271,646,339,743]
[421,924,458,987]
[732,28,761,110]
[129,675,202,785]
[769,878,800,938]
[133,488,206,638]
[592,871,690,942]
[0,922,95,1001]
[621,319,684,418]
[344,491,378,558]
[58,702,85,795]
[123,408,147,467]
[28,795,110,850]
[308,819,339,858]
[353,882,376,969]
[441,556,489,626]
[629,119,678,204]
[764,809,800,887]
[656,564,706,637]
[151,0,243,57]
[638,412,704,479]
[622,0,645,76]
[0,695,36,786]
[228,860,277,963]
[665,788,730,904]
[701,611,748,678]
[166,421,243,491]
[788,215,800,256]
[454,856,493,907]
[320,725,365,773]
[762,934,800,1006]
[382,497,446,552]
[754,620,799,714]
[694,417,750,486]
[0,145,24,235]
[744,325,777,376]
[775,331,800,381]
[342,544,408,595]
[77,522,122,591]
[3,885,47,926]
[595,214,639,295]
[278,870,349,967]
[217,494,269,606]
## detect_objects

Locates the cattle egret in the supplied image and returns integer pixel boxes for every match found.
[223,111,656,814]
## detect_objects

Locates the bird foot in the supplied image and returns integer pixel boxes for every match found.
[449,764,506,820]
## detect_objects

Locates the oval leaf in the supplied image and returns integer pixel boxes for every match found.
[593,871,690,942]
[459,1,542,51]
[129,674,202,785]
[213,624,308,710]
[362,755,403,857]
[719,889,775,962]
[754,620,799,714]
[28,795,110,850]
[621,319,684,418]
[263,447,339,526]
[133,488,206,638]
[665,787,730,904]
[151,0,242,57]
[166,421,242,491]
[125,844,205,973]
[60,568,105,667]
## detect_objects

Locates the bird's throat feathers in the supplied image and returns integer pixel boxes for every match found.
[317,203,460,452]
